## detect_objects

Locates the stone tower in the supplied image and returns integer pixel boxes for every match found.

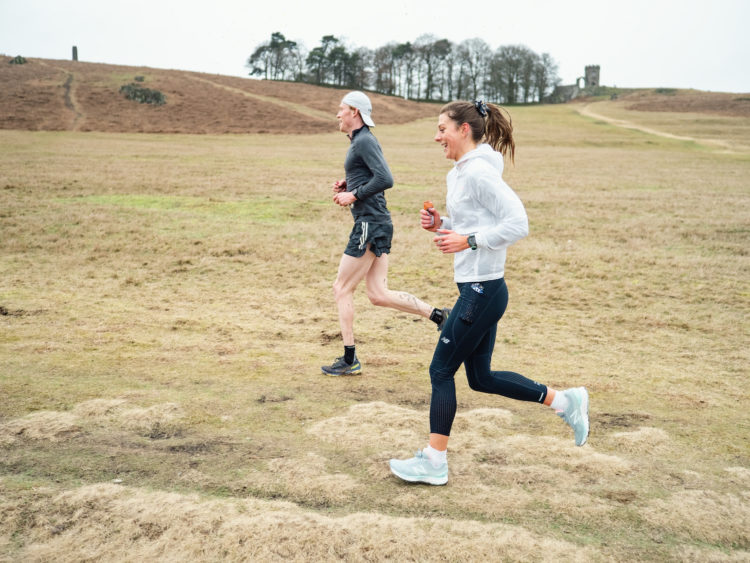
[584,65,600,88]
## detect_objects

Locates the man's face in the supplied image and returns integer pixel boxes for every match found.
[337,103,359,135]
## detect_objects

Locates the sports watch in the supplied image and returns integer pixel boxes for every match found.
[467,234,477,250]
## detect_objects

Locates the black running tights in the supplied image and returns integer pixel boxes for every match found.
[428,278,548,436]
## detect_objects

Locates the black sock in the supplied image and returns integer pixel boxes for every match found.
[429,308,444,325]
[344,345,356,364]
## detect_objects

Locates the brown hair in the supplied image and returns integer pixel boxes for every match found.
[440,101,515,163]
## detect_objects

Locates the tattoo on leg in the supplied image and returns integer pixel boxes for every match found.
[394,292,428,315]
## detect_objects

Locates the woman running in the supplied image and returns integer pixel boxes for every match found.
[389,100,589,485]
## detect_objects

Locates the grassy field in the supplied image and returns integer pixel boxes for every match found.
[1,101,749,561]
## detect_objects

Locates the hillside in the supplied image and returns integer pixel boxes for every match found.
[4,56,750,136]
[0,57,440,134]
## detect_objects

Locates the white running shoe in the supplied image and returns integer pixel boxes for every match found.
[557,387,590,446]
[389,450,448,485]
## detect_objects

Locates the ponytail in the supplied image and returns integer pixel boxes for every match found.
[484,104,515,164]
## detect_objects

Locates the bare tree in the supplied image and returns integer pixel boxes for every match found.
[440,43,457,101]
[518,46,538,103]
[373,44,396,95]
[486,54,506,103]
[491,44,528,104]
[456,38,491,100]
[392,42,416,99]
[534,52,559,102]
[289,44,308,82]
[415,35,452,101]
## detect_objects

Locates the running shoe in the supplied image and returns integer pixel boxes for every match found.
[437,307,452,332]
[389,449,448,485]
[557,387,589,446]
[321,355,362,376]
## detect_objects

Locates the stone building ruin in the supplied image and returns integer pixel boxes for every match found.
[584,65,600,88]
[549,64,601,103]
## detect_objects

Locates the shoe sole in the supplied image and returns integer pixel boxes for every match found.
[321,367,362,376]
[577,388,590,446]
[389,465,448,486]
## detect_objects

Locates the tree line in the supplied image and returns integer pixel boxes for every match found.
[247,32,561,104]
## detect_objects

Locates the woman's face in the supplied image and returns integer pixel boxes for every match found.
[435,113,467,161]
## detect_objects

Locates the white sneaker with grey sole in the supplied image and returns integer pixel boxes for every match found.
[557,387,589,446]
[389,450,448,485]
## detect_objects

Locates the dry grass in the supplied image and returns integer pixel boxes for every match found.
[2,482,598,562]
[1,99,749,561]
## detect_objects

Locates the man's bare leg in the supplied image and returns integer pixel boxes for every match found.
[333,252,376,346]
[365,253,434,317]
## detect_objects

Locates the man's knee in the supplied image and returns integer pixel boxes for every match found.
[366,289,388,307]
[333,280,352,302]
[333,270,357,301]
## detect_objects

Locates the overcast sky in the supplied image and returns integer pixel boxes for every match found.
[2,0,748,93]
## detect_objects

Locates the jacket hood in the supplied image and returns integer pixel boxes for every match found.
[456,143,504,175]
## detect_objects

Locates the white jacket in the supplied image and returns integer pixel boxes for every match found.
[441,144,529,282]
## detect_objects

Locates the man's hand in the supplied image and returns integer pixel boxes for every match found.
[332,179,347,193]
[333,191,357,207]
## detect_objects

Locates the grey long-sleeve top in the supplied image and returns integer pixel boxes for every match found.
[345,126,393,223]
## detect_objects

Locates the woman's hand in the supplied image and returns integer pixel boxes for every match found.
[434,229,470,253]
[421,208,441,232]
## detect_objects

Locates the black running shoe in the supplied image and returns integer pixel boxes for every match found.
[437,307,452,332]
[321,356,362,376]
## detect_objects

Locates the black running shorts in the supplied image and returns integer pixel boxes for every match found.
[344,221,393,258]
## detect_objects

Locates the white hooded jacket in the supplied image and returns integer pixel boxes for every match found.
[441,143,529,283]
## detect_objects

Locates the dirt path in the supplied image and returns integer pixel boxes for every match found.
[62,73,85,131]
[576,103,737,152]
[185,75,333,122]
[37,60,85,131]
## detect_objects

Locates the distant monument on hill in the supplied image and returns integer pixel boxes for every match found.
[583,65,599,88]
[548,65,600,103]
